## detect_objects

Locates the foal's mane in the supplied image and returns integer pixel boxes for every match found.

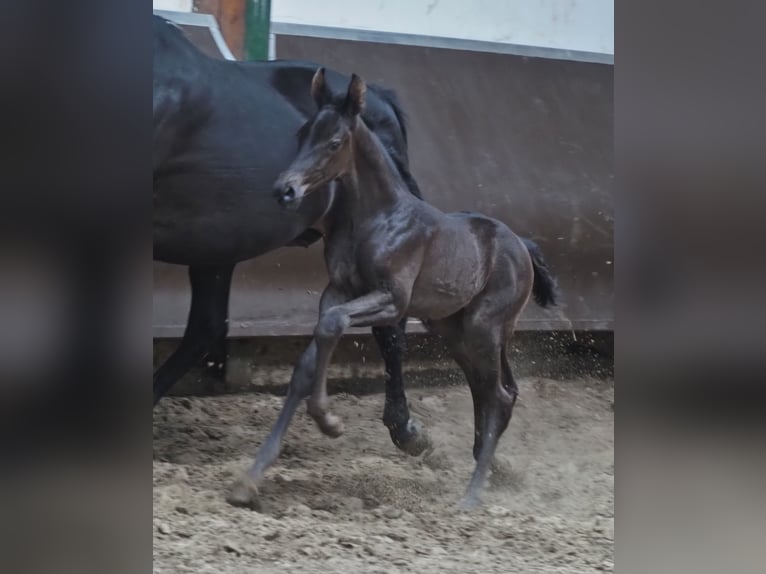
[368,83,409,145]
[352,115,404,183]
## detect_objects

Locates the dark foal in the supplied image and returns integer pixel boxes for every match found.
[228,69,558,510]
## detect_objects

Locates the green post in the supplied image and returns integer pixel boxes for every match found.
[245,0,272,61]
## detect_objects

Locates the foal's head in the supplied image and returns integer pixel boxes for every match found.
[274,68,366,207]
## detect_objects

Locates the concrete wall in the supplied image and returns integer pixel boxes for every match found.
[272,0,613,58]
[153,0,193,12]
[153,1,614,62]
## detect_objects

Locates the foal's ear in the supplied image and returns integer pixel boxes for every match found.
[310,67,332,108]
[344,73,366,117]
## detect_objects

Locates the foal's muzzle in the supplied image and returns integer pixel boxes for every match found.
[276,185,296,204]
[273,179,304,209]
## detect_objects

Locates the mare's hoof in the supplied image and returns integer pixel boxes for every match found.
[226,475,262,511]
[317,414,345,438]
[391,419,432,457]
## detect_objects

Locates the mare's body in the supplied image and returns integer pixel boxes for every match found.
[152,16,428,453]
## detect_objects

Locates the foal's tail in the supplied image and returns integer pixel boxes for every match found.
[521,238,559,308]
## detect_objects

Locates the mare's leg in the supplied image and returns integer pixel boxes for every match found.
[227,285,347,509]
[307,291,402,436]
[373,320,431,456]
[153,264,234,405]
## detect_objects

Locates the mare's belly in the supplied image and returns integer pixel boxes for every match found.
[153,171,329,265]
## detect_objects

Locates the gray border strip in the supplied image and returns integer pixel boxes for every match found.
[154,318,613,338]
[154,9,237,61]
[271,22,613,65]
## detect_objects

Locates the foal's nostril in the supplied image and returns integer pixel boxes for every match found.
[275,183,296,204]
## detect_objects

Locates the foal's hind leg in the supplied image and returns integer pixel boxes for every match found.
[462,340,516,508]
[153,264,234,405]
[373,320,431,456]
[427,313,485,460]
[492,345,519,476]
[447,313,517,509]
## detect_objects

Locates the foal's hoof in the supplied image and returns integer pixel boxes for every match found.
[316,414,345,438]
[391,419,432,457]
[226,475,262,511]
[455,495,482,512]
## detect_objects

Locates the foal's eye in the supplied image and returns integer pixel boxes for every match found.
[328,139,342,151]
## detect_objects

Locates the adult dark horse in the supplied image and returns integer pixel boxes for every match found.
[152,15,428,454]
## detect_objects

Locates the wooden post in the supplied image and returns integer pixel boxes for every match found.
[244,0,271,61]
[193,0,247,59]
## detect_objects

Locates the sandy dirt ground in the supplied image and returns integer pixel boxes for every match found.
[153,377,613,573]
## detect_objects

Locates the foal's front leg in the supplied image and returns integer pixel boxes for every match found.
[227,286,346,510]
[307,290,403,436]
[374,321,432,456]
